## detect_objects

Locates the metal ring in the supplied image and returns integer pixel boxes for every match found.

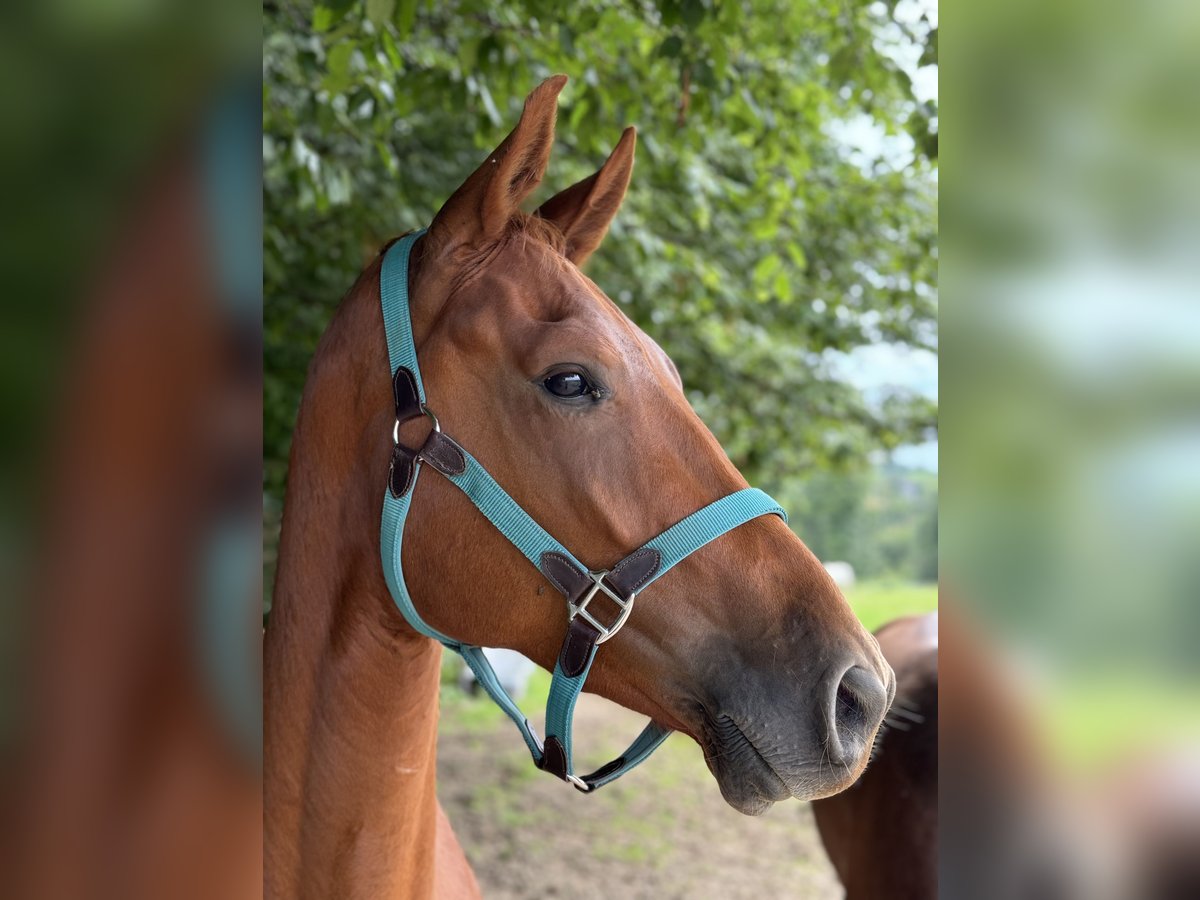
[421,404,441,433]
[569,571,636,644]
[392,404,441,445]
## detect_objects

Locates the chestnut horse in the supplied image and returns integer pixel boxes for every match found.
[264,75,893,899]
[813,612,938,899]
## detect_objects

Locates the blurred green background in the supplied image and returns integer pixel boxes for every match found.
[942,0,1200,770]
[262,0,939,614]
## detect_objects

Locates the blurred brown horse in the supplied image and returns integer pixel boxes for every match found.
[264,76,894,899]
[813,612,938,899]
[2,118,262,899]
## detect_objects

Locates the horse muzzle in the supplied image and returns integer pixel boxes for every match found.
[696,655,895,815]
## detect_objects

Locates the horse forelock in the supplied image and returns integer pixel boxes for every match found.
[508,211,567,255]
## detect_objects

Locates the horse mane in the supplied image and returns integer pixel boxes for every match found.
[506,212,567,254]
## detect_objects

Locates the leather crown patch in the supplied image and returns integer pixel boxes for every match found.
[388,367,465,497]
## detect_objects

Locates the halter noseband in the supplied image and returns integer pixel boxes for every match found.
[379,231,787,791]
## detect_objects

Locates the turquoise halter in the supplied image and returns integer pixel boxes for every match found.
[379,231,787,791]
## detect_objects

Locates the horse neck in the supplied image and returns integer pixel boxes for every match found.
[264,264,446,899]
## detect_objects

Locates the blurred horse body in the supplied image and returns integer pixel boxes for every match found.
[813,613,938,899]
[2,123,262,899]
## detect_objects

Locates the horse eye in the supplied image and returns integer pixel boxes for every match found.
[543,371,592,399]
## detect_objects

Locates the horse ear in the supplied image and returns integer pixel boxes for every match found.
[427,75,567,253]
[535,126,636,267]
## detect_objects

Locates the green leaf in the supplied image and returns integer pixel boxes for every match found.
[773,269,793,303]
[381,29,403,71]
[568,95,590,129]
[458,37,480,70]
[314,0,356,31]
[576,9,600,33]
[753,253,782,286]
[828,46,856,84]
[681,0,706,30]
[375,139,398,176]
[365,0,394,27]
[750,217,777,241]
[559,24,576,57]
[324,42,355,94]
[658,35,684,59]
[312,6,335,33]
[393,0,418,37]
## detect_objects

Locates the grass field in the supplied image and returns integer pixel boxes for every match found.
[842,579,938,632]
[1041,673,1200,769]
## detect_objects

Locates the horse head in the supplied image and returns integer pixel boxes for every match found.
[390,75,893,813]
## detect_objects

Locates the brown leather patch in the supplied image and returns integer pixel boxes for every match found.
[539,552,591,602]
[584,756,627,785]
[392,366,423,422]
[388,444,417,498]
[558,617,600,678]
[419,432,466,476]
[539,735,569,780]
[606,548,662,599]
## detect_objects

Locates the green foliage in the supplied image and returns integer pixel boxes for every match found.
[264,0,938,505]
[783,463,937,581]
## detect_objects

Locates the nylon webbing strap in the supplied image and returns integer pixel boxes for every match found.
[645,489,786,577]
[444,445,586,572]
[377,230,788,792]
[539,487,785,784]
[380,232,426,396]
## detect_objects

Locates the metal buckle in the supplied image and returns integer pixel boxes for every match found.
[393,403,440,445]
[569,570,636,644]
[566,773,591,791]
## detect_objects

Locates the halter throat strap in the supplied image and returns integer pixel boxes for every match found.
[378,231,787,791]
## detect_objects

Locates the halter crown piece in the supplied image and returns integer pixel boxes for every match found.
[379,231,787,791]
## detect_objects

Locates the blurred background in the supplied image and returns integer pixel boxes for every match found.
[0,2,263,899]
[940,0,1200,896]
[263,0,936,895]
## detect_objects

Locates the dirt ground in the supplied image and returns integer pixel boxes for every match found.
[437,689,843,899]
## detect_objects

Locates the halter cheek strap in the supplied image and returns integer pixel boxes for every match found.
[379,231,787,791]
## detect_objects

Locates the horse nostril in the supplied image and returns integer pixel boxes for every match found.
[825,665,887,766]
[836,678,868,732]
